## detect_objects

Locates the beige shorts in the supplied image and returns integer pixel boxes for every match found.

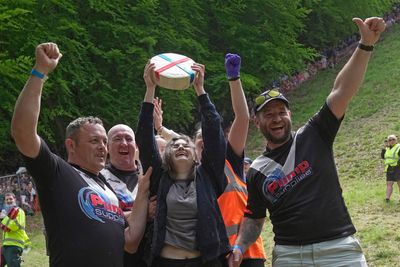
[272,235,367,267]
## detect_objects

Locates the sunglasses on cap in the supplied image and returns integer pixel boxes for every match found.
[254,89,289,113]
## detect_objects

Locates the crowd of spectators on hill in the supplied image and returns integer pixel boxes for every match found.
[0,170,38,216]
[269,3,400,95]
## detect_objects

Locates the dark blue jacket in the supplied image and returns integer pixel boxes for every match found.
[136,94,230,263]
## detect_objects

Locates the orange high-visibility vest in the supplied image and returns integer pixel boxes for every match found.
[217,160,266,260]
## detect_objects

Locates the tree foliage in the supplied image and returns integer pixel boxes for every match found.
[0,0,398,173]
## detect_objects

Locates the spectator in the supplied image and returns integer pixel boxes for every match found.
[20,183,34,216]
[0,192,30,267]
[381,135,400,202]
[26,181,37,212]
[229,17,386,267]
[11,42,150,266]
[243,157,252,177]
[101,123,156,267]
[155,135,167,155]
[155,54,267,266]
[137,61,230,266]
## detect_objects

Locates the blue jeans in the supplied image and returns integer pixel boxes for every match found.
[2,246,23,267]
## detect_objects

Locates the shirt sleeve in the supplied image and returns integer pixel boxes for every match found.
[136,102,163,196]
[308,102,342,146]
[159,126,180,141]
[244,167,268,219]
[23,139,60,190]
[198,94,227,195]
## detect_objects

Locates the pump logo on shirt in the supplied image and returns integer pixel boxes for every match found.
[262,160,312,203]
[78,187,124,225]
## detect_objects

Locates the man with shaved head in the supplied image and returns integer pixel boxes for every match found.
[101,124,140,212]
[101,124,155,267]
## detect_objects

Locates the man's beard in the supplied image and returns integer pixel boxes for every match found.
[3,204,16,213]
[261,122,292,145]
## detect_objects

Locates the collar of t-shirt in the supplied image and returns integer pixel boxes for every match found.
[264,132,294,157]
[69,163,107,189]
[108,164,139,191]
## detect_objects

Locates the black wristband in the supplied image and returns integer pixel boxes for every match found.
[228,76,240,81]
[358,43,374,52]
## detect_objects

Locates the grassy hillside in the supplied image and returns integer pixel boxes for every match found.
[8,24,400,267]
[248,24,400,267]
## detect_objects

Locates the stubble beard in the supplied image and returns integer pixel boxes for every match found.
[261,122,292,146]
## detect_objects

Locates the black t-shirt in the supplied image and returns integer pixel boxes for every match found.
[245,103,356,245]
[25,140,125,267]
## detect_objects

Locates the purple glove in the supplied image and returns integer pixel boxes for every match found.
[225,53,241,80]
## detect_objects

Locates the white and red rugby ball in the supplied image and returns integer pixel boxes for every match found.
[150,53,195,90]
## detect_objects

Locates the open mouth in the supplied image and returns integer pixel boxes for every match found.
[271,126,284,133]
[119,151,129,155]
[176,151,187,157]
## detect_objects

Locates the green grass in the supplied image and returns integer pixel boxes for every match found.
[247,24,400,267]
[4,24,400,267]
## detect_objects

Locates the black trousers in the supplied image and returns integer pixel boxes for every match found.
[241,259,265,267]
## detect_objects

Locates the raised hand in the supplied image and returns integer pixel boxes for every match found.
[153,97,163,131]
[191,63,206,95]
[143,61,156,90]
[137,167,152,200]
[34,43,62,75]
[352,17,386,46]
[225,53,241,80]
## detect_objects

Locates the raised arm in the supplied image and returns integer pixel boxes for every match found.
[225,53,249,156]
[136,62,162,195]
[191,63,227,193]
[124,167,152,253]
[11,43,62,157]
[143,61,156,103]
[327,17,386,119]
[153,98,180,141]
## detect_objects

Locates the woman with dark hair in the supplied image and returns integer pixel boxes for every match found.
[136,61,230,267]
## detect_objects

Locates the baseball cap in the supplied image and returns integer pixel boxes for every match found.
[254,89,289,113]
[244,157,252,164]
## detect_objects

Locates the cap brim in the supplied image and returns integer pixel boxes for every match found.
[255,98,289,113]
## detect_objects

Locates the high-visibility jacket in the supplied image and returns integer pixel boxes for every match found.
[1,207,30,249]
[384,143,400,172]
[217,160,266,260]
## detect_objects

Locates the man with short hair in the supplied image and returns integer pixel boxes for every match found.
[243,157,252,177]
[11,42,150,267]
[0,192,30,267]
[229,17,386,267]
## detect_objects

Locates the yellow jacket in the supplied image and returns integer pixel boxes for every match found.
[1,207,30,249]
[384,143,400,172]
